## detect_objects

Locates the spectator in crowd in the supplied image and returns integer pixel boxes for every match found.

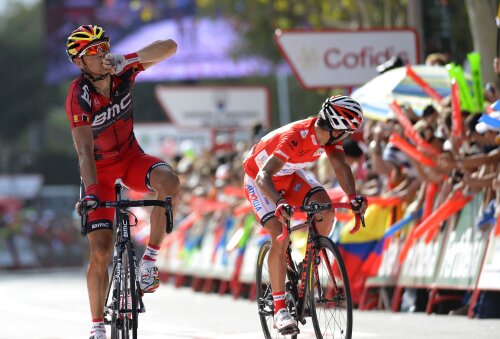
[425,52,448,66]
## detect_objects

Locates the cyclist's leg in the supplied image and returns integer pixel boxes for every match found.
[244,174,288,295]
[85,184,115,335]
[285,170,334,237]
[122,151,180,246]
[122,150,180,292]
[244,174,297,330]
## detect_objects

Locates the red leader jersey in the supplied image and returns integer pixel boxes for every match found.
[243,117,344,179]
[65,62,145,162]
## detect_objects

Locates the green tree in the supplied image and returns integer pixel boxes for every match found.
[0,1,50,144]
[197,0,409,64]
[465,0,498,87]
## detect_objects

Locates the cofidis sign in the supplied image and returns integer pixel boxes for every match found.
[275,28,419,89]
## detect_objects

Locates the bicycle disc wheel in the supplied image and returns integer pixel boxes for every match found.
[256,240,297,339]
[309,237,352,339]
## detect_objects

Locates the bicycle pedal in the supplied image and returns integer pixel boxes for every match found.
[279,325,300,336]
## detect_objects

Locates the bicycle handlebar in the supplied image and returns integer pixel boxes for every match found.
[276,202,366,242]
[80,197,174,236]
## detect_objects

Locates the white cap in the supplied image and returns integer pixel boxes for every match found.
[476,111,500,134]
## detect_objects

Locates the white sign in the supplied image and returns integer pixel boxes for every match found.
[155,86,270,127]
[134,124,212,158]
[134,124,253,158]
[0,175,43,199]
[275,29,419,89]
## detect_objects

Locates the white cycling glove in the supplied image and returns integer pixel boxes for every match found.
[105,52,141,74]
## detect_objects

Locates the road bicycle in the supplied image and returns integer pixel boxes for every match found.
[256,202,364,339]
[81,182,174,339]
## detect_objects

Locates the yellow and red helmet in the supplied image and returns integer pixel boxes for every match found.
[66,25,109,60]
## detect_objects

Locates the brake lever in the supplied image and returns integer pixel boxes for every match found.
[360,214,366,228]
[277,219,290,242]
[80,200,88,236]
[165,196,174,234]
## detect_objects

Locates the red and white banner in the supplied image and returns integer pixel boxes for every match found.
[275,28,419,89]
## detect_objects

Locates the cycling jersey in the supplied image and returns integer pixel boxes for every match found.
[243,117,344,225]
[65,62,145,162]
[243,117,344,178]
[65,62,169,233]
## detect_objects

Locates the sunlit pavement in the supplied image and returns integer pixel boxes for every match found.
[1,269,499,339]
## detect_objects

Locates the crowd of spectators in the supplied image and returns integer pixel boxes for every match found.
[0,206,83,269]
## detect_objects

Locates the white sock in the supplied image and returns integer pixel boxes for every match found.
[91,318,105,336]
[142,243,160,266]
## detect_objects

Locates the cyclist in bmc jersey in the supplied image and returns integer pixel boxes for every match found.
[243,95,368,333]
[64,25,180,339]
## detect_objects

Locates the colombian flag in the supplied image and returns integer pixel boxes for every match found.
[337,204,394,304]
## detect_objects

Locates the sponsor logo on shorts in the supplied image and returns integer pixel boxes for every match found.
[246,184,262,212]
[91,221,111,230]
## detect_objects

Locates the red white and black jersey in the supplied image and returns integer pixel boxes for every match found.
[65,63,145,162]
[243,117,344,179]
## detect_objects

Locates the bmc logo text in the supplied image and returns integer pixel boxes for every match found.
[92,93,132,127]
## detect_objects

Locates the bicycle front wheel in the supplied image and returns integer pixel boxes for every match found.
[308,236,352,339]
[111,242,139,339]
[256,240,297,339]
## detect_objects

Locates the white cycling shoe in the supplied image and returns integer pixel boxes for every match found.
[273,308,298,332]
[89,331,106,339]
[139,261,160,293]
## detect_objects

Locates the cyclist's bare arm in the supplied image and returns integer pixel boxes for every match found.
[255,155,286,204]
[137,39,177,70]
[326,149,357,196]
[71,125,98,189]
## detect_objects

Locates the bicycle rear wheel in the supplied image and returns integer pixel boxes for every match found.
[256,240,297,339]
[110,242,139,339]
[309,236,352,339]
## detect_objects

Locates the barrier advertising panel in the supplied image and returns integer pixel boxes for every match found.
[477,219,500,290]
[397,232,446,287]
[434,194,488,289]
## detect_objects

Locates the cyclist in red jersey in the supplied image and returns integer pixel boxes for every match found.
[64,25,180,339]
[243,95,368,333]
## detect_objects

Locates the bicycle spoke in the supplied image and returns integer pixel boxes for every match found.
[256,240,297,339]
[310,237,352,339]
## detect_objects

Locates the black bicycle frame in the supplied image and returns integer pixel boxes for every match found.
[285,211,320,324]
[113,183,144,316]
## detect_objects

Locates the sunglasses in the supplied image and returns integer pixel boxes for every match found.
[78,41,110,57]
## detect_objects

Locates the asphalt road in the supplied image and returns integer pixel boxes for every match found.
[0,269,499,339]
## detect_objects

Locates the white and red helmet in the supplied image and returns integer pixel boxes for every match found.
[318,95,364,131]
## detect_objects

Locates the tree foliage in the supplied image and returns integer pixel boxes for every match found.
[0,1,50,144]
[197,0,409,64]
